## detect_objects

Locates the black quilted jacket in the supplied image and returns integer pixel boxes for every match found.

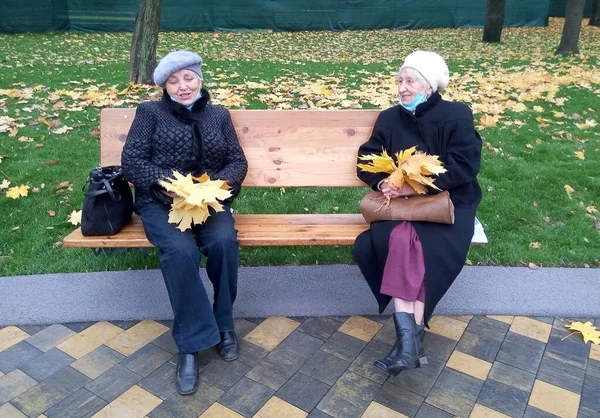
[121,91,248,210]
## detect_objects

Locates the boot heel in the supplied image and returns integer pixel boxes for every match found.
[418,356,428,367]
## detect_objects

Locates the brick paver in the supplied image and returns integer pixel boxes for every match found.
[1,315,598,417]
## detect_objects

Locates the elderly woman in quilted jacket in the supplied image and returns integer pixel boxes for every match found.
[121,50,248,395]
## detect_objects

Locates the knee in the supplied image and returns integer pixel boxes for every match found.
[161,239,199,261]
[206,232,238,254]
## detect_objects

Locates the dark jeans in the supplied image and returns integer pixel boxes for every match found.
[139,202,239,353]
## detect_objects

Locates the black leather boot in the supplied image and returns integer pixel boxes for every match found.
[374,320,427,372]
[176,352,199,395]
[217,330,239,361]
[375,312,425,376]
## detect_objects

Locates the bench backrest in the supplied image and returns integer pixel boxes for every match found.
[100,108,380,187]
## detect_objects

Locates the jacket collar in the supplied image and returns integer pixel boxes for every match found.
[399,91,441,118]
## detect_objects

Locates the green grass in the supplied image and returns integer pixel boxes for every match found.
[1,19,599,276]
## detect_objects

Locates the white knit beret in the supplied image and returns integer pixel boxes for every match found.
[400,51,449,92]
[153,50,203,86]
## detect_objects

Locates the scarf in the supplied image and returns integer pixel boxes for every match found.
[162,88,210,175]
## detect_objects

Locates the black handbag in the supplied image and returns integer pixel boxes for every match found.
[81,166,134,236]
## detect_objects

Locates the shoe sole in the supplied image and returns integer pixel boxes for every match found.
[374,356,428,376]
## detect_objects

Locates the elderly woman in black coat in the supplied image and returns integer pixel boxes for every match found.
[121,50,248,395]
[352,50,482,376]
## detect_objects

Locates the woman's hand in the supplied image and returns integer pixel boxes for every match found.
[380,179,419,199]
[162,190,178,199]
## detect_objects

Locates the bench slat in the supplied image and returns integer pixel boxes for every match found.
[63,214,486,248]
[100,108,379,187]
[63,214,368,248]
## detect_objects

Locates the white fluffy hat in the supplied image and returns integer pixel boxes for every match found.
[400,51,449,92]
[153,50,203,86]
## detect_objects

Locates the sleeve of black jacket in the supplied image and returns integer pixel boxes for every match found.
[210,108,248,197]
[121,103,173,192]
[356,113,388,190]
[433,104,482,192]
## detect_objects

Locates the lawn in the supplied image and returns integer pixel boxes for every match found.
[0,18,599,276]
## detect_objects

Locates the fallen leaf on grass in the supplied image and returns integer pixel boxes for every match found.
[47,210,56,217]
[565,321,600,345]
[529,242,542,249]
[6,185,30,199]
[52,126,73,135]
[564,185,575,199]
[42,159,61,166]
[55,181,71,191]
[528,262,540,270]
[0,179,10,190]
[11,226,20,231]
[574,151,585,160]
[68,210,82,225]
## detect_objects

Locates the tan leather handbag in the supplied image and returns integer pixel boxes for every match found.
[360,191,454,224]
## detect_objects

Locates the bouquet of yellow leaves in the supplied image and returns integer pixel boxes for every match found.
[158,171,232,232]
[357,146,446,194]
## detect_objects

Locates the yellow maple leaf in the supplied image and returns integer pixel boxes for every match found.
[68,210,82,226]
[358,147,446,194]
[6,185,30,199]
[574,151,585,160]
[566,321,600,345]
[159,172,233,231]
[357,149,396,174]
[575,119,598,130]
[564,185,575,199]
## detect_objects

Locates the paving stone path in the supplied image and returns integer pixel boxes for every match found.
[1,315,599,417]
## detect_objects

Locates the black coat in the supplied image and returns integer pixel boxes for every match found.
[121,90,248,210]
[352,92,482,325]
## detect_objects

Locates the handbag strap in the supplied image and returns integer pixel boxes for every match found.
[83,177,122,201]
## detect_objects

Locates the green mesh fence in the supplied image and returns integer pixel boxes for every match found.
[549,0,594,17]
[1,0,552,33]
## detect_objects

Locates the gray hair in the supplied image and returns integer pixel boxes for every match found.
[397,67,432,92]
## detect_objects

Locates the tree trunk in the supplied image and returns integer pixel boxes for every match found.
[482,0,506,43]
[556,0,585,54]
[129,0,163,84]
[590,0,600,26]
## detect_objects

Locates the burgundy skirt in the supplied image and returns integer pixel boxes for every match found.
[380,222,426,302]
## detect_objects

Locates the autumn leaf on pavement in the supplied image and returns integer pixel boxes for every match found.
[6,185,30,199]
[68,210,82,226]
[0,179,10,190]
[158,172,232,231]
[566,321,600,345]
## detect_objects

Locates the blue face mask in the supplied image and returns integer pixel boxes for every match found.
[399,93,427,112]
[170,91,202,110]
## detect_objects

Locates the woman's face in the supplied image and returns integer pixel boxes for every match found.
[165,69,202,105]
[397,68,430,105]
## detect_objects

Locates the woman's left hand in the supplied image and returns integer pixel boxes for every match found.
[382,182,418,199]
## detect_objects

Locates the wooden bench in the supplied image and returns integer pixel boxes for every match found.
[63,108,487,248]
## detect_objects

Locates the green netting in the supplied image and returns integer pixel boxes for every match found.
[1,0,552,33]
[0,0,68,32]
[549,0,594,17]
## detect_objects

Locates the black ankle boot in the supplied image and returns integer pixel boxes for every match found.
[217,330,239,361]
[375,313,424,376]
[374,321,427,371]
[176,352,199,395]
